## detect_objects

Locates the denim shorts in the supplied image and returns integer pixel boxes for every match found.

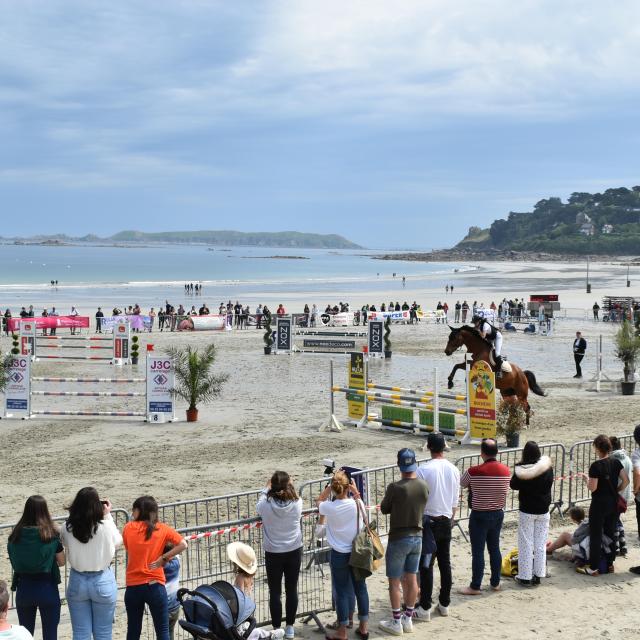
[385,536,422,578]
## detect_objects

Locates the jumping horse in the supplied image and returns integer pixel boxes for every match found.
[444,325,545,424]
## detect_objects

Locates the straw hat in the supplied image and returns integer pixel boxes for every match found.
[227,542,257,575]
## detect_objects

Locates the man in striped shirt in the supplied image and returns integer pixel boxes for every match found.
[458,438,511,595]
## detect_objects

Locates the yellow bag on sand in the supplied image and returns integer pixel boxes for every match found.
[501,548,518,577]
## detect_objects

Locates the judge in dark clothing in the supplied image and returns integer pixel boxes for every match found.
[573,331,587,378]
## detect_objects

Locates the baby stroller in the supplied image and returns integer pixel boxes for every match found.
[178,581,256,640]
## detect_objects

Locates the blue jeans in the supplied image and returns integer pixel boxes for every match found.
[385,536,422,578]
[125,583,169,640]
[329,550,369,625]
[15,576,61,640]
[469,510,504,590]
[67,568,117,640]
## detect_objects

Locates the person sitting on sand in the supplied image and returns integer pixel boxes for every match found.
[546,506,589,560]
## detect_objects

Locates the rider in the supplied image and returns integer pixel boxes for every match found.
[472,314,504,378]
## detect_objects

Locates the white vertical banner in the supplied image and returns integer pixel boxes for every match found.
[19,321,37,361]
[3,356,31,418]
[146,355,175,423]
[112,321,131,366]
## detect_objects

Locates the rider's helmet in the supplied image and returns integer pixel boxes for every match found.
[471,314,483,325]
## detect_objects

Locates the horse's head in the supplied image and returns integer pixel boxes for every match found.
[444,326,464,355]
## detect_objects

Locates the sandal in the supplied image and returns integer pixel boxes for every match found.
[576,566,599,576]
[326,621,354,631]
[355,630,369,640]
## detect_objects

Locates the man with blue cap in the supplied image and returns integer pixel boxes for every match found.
[378,449,429,636]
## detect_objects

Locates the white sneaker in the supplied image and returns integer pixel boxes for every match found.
[436,603,449,617]
[271,631,285,640]
[379,618,403,636]
[401,615,414,633]
[413,606,431,621]
[284,625,295,639]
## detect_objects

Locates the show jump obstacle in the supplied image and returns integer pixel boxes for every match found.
[2,354,176,422]
[275,317,384,356]
[18,320,132,365]
[326,353,497,444]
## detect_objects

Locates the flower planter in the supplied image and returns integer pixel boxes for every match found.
[186,408,199,422]
[506,432,520,448]
[384,351,392,359]
[621,381,636,396]
[264,346,272,355]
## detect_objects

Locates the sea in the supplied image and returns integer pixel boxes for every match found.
[0,243,476,311]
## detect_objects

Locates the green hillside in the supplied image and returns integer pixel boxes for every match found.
[457,187,640,255]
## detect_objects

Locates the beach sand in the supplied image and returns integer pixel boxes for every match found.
[1,259,639,638]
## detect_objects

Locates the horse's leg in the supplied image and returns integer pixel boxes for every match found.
[447,362,465,389]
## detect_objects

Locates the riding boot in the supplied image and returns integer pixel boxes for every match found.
[495,356,504,379]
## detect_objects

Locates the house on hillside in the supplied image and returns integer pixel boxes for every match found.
[576,212,592,225]
[579,223,595,236]
[602,224,614,234]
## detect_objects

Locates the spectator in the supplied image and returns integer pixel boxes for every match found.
[256,471,303,639]
[60,487,122,640]
[630,425,640,575]
[577,435,629,575]
[546,506,589,559]
[316,471,368,640]
[415,433,459,620]
[459,438,511,595]
[122,496,188,640]
[378,449,429,635]
[0,579,32,639]
[593,302,600,321]
[95,308,104,334]
[610,436,632,556]
[573,331,587,379]
[162,545,180,640]
[509,442,554,586]
[7,496,65,640]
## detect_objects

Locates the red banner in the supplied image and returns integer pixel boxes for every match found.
[8,316,90,332]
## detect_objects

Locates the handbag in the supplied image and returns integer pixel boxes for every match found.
[604,461,627,514]
[349,500,385,580]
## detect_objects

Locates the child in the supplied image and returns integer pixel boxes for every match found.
[163,544,181,640]
[546,506,589,559]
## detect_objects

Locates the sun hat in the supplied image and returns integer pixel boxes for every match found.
[227,542,257,575]
[397,448,417,473]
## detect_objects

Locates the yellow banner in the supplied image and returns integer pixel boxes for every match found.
[468,360,497,439]
[348,352,365,420]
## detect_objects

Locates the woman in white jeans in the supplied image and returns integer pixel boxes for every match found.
[60,488,123,639]
[509,442,554,586]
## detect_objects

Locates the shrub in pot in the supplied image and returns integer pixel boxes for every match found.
[496,397,527,447]
[263,314,274,355]
[614,320,640,395]
[384,317,392,359]
[131,335,140,365]
[166,344,228,422]
[11,333,19,356]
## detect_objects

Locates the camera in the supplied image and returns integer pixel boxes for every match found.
[322,458,336,475]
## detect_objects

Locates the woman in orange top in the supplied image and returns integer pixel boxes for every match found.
[122,496,187,640]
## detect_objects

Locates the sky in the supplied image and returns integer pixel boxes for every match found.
[1,1,640,249]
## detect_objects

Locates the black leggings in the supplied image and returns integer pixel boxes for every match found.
[264,547,303,628]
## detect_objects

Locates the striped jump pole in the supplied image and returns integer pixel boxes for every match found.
[30,410,146,417]
[366,382,467,402]
[37,336,112,341]
[32,377,146,383]
[31,391,144,397]
[294,330,369,338]
[36,355,113,361]
[38,344,113,350]
[368,418,466,438]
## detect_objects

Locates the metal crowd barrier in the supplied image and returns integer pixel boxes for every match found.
[567,434,636,508]
[454,443,567,528]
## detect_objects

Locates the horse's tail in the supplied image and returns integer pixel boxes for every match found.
[524,370,546,396]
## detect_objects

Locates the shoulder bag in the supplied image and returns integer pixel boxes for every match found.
[349,500,385,580]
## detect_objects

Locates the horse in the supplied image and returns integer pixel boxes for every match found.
[444,325,545,424]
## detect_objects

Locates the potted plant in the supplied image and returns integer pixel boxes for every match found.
[11,333,19,356]
[263,314,273,355]
[496,397,527,447]
[614,320,640,395]
[166,344,228,422]
[0,354,11,394]
[130,335,140,365]
[384,317,392,359]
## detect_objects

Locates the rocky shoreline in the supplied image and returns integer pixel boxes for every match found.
[375,249,640,263]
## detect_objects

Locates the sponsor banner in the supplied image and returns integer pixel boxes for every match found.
[302,339,356,349]
[368,320,384,355]
[320,312,355,327]
[9,316,90,332]
[19,321,37,358]
[367,310,414,323]
[475,309,497,323]
[468,360,497,439]
[4,356,31,416]
[113,322,130,363]
[100,316,149,332]
[347,352,366,420]
[276,317,292,352]
[181,315,226,331]
[146,356,175,422]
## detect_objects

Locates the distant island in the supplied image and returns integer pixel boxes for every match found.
[378,186,640,261]
[3,229,362,250]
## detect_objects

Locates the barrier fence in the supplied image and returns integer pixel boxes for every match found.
[0,434,637,635]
